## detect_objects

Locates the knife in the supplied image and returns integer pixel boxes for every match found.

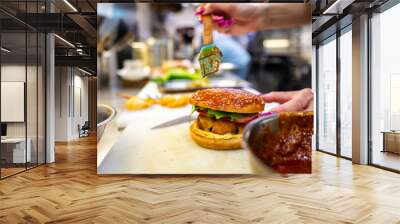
[151,114,197,130]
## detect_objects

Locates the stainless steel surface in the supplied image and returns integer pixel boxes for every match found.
[97,104,117,142]
[147,38,173,67]
[242,113,279,174]
[151,113,196,130]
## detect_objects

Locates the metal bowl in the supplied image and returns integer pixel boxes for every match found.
[242,112,314,174]
[242,113,279,174]
[97,104,117,142]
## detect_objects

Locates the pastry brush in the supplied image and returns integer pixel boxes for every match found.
[198,12,222,78]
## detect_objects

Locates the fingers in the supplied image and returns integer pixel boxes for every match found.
[213,24,232,34]
[269,88,314,112]
[212,15,234,28]
[304,103,314,112]
[202,3,213,15]
[195,3,216,17]
[196,4,235,29]
[202,3,229,15]
[304,97,314,112]
[262,91,299,103]
[195,7,205,16]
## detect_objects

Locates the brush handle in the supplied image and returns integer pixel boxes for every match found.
[202,14,213,45]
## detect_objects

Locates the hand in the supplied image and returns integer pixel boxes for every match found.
[195,3,265,35]
[262,88,314,112]
[195,3,311,35]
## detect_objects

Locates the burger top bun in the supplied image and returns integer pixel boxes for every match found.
[189,88,264,114]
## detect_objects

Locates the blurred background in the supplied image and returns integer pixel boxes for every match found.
[96,3,312,161]
[97,3,311,96]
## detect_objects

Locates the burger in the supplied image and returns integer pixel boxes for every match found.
[189,88,265,150]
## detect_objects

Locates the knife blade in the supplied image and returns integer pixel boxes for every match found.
[151,114,197,130]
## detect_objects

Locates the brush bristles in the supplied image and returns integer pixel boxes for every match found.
[198,44,222,77]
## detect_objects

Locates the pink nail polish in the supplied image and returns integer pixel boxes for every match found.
[217,18,235,28]
[194,7,205,16]
[212,15,224,20]
[218,21,228,28]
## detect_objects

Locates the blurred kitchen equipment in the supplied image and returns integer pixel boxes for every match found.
[97,104,117,142]
[97,20,134,54]
[193,62,236,75]
[98,20,134,54]
[146,37,174,67]
[117,60,150,81]
[97,19,135,88]
[131,42,149,65]
[159,79,250,93]
[220,62,236,71]
[176,27,195,59]
[198,11,222,77]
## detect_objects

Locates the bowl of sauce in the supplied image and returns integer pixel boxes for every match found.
[242,112,314,174]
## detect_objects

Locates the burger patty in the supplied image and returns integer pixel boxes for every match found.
[197,115,244,135]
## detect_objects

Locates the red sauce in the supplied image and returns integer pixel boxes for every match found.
[251,112,313,174]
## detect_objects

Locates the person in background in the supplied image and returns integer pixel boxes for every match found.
[193,22,251,79]
[210,32,251,79]
[196,3,313,112]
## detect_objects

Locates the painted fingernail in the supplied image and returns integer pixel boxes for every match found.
[217,21,228,28]
[225,18,234,26]
[215,18,234,28]
[219,19,234,28]
[212,15,224,21]
[194,7,205,16]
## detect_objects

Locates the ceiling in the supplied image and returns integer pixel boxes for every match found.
[312,0,390,43]
[0,0,100,73]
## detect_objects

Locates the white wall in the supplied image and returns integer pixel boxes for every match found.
[1,64,46,164]
[54,67,89,141]
[1,65,35,138]
[55,66,69,141]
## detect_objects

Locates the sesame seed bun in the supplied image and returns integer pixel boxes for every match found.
[189,88,264,113]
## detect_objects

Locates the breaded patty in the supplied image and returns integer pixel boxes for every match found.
[197,115,244,135]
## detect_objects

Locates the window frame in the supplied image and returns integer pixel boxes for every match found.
[0,1,48,180]
[314,22,353,160]
[367,0,400,173]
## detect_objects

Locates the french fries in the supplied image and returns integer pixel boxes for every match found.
[123,96,156,111]
[119,93,190,110]
[158,95,190,108]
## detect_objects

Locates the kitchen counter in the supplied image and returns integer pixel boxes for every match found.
[98,81,255,174]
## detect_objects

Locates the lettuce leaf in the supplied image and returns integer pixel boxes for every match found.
[153,68,202,84]
[193,106,255,121]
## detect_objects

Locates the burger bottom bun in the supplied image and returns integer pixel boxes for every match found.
[190,121,242,150]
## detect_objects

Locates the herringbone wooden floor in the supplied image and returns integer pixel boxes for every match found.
[1,136,400,224]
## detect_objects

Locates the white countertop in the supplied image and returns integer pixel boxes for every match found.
[97,82,262,174]
[97,80,279,174]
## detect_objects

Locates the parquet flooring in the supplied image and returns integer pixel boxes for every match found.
[1,135,400,223]
[1,167,26,178]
